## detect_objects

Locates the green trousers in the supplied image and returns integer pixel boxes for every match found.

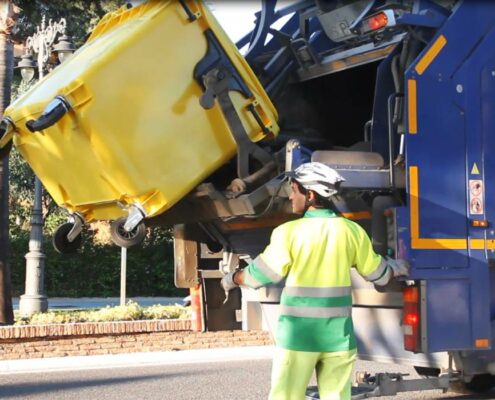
[269,348,357,400]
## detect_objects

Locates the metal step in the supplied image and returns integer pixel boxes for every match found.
[306,385,376,400]
[306,371,453,399]
[312,150,385,169]
[311,150,405,189]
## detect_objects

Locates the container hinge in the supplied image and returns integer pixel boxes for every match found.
[67,212,85,243]
[201,67,274,179]
[194,29,274,179]
[194,29,252,99]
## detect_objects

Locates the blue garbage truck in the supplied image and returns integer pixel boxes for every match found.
[172,0,495,395]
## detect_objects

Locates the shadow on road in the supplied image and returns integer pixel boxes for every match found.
[0,372,181,398]
[433,393,495,400]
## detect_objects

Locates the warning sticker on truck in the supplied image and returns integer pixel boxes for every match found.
[469,180,484,215]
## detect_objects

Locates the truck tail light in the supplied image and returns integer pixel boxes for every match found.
[361,10,396,34]
[367,13,388,31]
[403,286,421,352]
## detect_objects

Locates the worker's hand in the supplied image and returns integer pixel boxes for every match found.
[386,258,409,278]
[221,271,238,292]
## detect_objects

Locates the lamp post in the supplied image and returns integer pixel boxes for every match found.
[18,17,75,318]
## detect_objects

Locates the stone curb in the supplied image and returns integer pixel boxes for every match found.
[0,319,191,340]
[0,320,274,361]
[0,346,277,374]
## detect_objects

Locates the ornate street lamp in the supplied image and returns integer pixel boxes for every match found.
[52,34,76,63]
[18,17,75,318]
[17,52,36,83]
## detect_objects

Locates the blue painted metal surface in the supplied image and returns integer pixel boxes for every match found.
[396,10,446,28]
[244,1,276,62]
[398,0,450,28]
[402,1,495,352]
[427,279,472,351]
[286,143,311,171]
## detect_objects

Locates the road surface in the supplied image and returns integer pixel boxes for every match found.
[0,348,493,399]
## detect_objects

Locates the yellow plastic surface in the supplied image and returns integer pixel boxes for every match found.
[5,0,279,221]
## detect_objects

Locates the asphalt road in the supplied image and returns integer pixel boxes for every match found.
[0,356,494,400]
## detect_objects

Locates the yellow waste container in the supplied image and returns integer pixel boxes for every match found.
[2,0,278,225]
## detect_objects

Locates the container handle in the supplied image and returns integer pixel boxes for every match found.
[178,0,197,21]
[26,96,71,132]
[0,117,15,143]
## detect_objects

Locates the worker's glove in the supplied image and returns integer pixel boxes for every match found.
[386,257,409,278]
[374,257,409,286]
[221,271,238,292]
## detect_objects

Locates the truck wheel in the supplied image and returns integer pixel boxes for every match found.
[110,217,146,248]
[52,223,82,254]
[464,374,495,393]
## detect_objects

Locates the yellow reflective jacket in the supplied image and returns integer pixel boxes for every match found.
[243,208,387,352]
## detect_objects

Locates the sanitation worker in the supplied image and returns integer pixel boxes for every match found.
[221,162,409,400]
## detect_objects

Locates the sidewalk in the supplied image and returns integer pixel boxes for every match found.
[0,345,275,374]
[4,298,274,368]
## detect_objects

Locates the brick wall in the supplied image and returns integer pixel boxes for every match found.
[0,320,274,360]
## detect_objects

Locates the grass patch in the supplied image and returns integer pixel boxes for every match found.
[15,301,190,325]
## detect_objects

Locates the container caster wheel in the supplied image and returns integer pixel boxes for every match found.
[52,222,82,254]
[110,217,146,248]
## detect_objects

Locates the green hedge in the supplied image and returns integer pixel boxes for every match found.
[9,226,188,298]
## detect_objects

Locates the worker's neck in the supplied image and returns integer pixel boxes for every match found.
[307,205,328,210]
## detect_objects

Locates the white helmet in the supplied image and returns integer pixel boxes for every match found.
[287,162,345,198]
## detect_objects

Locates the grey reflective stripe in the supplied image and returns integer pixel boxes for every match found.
[243,271,264,289]
[364,257,388,282]
[280,305,351,318]
[253,255,284,284]
[283,286,351,298]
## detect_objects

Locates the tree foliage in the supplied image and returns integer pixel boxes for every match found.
[9,226,185,298]
[13,0,125,45]
[0,0,17,325]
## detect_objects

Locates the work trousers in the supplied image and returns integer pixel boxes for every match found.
[269,347,357,400]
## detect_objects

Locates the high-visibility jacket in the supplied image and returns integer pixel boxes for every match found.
[242,208,387,352]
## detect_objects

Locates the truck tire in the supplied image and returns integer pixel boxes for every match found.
[110,217,146,248]
[52,223,82,254]
[464,374,495,393]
